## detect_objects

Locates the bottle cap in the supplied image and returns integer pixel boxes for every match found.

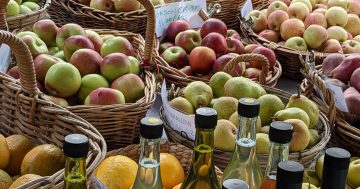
[238,98,260,118]
[222,179,249,189]
[63,134,89,158]
[269,121,293,144]
[195,107,217,129]
[140,117,164,139]
[277,160,304,185]
[324,147,350,170]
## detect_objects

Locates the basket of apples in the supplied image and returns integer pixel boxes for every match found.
[301,53,360,156]
[6,0,159,150]
[3,0,50,30]
[157,18,282,88]
[239,0,360,80]
[159,72,332,171]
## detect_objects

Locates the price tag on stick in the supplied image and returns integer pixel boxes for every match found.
[325,80,349,112]
[241,0,253,18]
[0,43,11,73]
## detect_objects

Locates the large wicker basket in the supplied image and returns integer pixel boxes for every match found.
[4,0,51,31]
[0,30,106,189]
[158,53,282,88]
[161,84,332,171]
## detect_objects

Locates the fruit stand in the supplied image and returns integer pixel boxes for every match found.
[1,0,360,188]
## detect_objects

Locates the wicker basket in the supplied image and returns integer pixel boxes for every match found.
[4,0,51,31]
[161,84,332,171]
[0,30,106,189]
[158,53,282,88]
[302,70,360,156]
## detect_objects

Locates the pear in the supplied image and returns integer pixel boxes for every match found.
[169,97,194,114]
[214,120,237,151]
[285,119,310,152]
[303,168,321,187]
[274,107,310,127]
[224,77,266,100]
[183,81,213,109]
[258,94,285,126]
[301,183,318,189]
[286,90,320,129]
[256,133,270,154]
[229,112,261,133]
[213,97,238,120]
[315,155,324,179]
[209,72,232,97]
[307,129,320,148]
[260,126,270,134]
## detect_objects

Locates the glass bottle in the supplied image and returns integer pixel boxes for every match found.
[63,134,89,189]
[276,160,304,189]
[223,179,249,189]
[132,117,164,189]
[321,147,351,189]
[260,121,293,189]
[222,98,263,189]
[180,107,221,189]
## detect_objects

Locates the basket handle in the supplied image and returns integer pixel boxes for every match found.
[223,53,269,85]
[137,0,155,70]
[0,31,37,97]
[0,0,8,30]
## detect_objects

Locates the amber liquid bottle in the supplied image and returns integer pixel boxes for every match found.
[276,160,304,189]
[260,121,293,189]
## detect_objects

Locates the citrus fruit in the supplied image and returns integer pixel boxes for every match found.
[5,135,35,175]
[21,144,65,176]
[96,155,138,189]
[172,183,182,189]
[0,169,12,189]
[0,134,10,169]
[9,174,41,188]
[160,153,185,189]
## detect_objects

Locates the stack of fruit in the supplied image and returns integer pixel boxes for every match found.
[7,19,146,107]
[6,0,41,17]
[247,0,360,53]
[320,54,360,126]
[168,73,323,156]
[0,134,65,188]
[159,18,280,85]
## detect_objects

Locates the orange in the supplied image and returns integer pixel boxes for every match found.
[160,153,185,189]
[9,174,41,189]
[0,134,10,169]
[5,135,35,176]
[95,155,138,189]
[172,183,182,189]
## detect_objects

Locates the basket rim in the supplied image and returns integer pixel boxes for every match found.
[6,0,51,22]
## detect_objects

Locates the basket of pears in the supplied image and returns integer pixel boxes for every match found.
[3,0,159,150]
[159,70,332,171]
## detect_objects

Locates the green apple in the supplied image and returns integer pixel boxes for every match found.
[348,159,360,188]
[325,6,348,27]
[77,74,109,103]
[15,31,39,39]
[285,36,308,51]
[48,47,60,55]
[19,5,32,14]
[128,56,140,75]
[20,35,48,58]
[53,50,65,60]
[6,0,20,16]
[327,0,349,10]
[100,36,135,57]
[303,24,328,49]
[33,19,59,47]
[327,26,348,42]
[44,95,69,107]
[56,23,85,50]
[15,0,22,4]
[22,2,40,11]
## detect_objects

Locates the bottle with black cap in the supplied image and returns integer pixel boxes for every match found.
[63,134,89,189]
[180,107,221,189]
[260,121,293,189]
[222,179,249,189]
[222,98,263,189]
[276,160,304,189]
[132,117,164,189]
[321,147,351,189]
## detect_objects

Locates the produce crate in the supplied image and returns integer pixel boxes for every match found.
[0,30,106,189]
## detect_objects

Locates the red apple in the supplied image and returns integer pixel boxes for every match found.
[314,3,327,9]
[70,49,102,76]
[244,68,262,79]
[34,54,64,83]
[248,10,268,33]
[280,18,305,40]
[85,30,103,53]
[348,0,360,16]
[175,30,201,53]
[251,46,276,69]
[267,10,289,32]
[200,18,227,38]
[201,32,228,57]
[159,42,174,54]
[161,46,188,69]
[304,12,327,28]
[244,44,259,53]
[269,0,291,6]
[7,66,20,79]
[226,38,245,54]
[348,32,354,40]
[63,35,95,61]
[228,62,246,77]
[100,53,131,81]
[322,53,346,75]
[166,20,191,42]
[179,66,193,76]
[189,46,216,74]
[259,30,279,43]
[227,29,241,40]
[319,39,343,53]
[213,53,237,72]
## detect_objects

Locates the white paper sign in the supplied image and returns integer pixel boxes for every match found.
[0,44,11,73]
[325,80,349,112]
[241,0,253,18]
[155,0,206,37]
[161,80,196,141]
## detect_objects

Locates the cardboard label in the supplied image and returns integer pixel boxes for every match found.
[155,0,206,37]
[161,80,196,140]
[241,0,253,18]
[0,44,11,73]
[325,80,349,112]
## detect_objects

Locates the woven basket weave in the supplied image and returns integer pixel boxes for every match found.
[0,30,106,189]
[161,84,332,171]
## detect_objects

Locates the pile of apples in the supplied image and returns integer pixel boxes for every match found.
[321,54,360,126]
[7,19,145,107]
[159,18,277,80]
[74,0,173,13]
[248,0,360,53]
[6,0,41,17]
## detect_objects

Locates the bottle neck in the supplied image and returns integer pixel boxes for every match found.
[236,116,257,141]
[64,156,87,189]
[139,137,161,165]
[194,127,214,150]
[264,142,290,178]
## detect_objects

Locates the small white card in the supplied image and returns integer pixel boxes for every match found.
[161,80,196,141]
[0,44,11,73]
[241,0,253,18]
[325,80,349,112]
[155,0,207,37]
